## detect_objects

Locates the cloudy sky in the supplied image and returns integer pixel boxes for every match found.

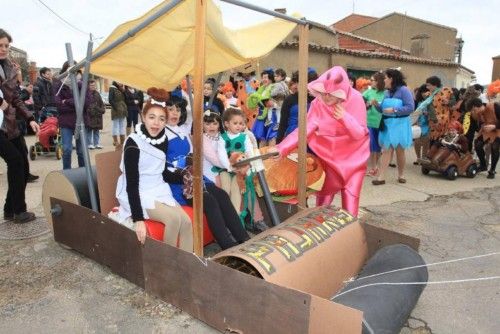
[4,0,499,84]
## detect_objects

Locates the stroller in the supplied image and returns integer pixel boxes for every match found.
[29,107,62,160]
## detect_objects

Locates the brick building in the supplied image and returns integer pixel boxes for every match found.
[258,10,475,89]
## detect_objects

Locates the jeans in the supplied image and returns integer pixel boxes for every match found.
[112,117,126,136]
[61,127,85,170]
[127,107,140,128]
[88,129,100,146]
[0,133,28,214]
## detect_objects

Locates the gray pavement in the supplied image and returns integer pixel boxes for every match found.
[1,118,499,333]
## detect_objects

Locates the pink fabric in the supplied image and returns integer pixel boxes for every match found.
[276,66,369,216]
[203,137,222,167]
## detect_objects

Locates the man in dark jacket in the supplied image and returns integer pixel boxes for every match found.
[33,67,56,121]
[0,28,40,223]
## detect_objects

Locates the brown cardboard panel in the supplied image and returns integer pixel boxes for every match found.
[361,222,420,258]
[50,199,369,333]
[309,295,363,334]
[95,150,122,215]
[42,171,81,227]
[213,206,369,298]
[143,238,313,334]
[51,199,145,288]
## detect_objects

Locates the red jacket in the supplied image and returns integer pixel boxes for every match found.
[0,59,34,139]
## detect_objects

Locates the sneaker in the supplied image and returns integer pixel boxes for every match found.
[3,212,14,221]
[487,171,495,179]
[13,211,36,224]
[88,145,95,149]
[27,174,39,183]
[95,145,103,149]
[478,165,488,173]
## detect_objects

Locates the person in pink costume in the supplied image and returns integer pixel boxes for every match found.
[274,66,369,216]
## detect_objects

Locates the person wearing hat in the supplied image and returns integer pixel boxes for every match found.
[222,81,237,109]
[271,66,369,217]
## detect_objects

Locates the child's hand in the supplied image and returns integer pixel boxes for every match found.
[135,221,147,244]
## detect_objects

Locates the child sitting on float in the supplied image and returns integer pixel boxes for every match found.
[115,88,192,250]
[164,98,250,249]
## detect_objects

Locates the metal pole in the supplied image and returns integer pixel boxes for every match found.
[220,0,307,25]
[57,0,184,78]
[256,171,280,226]
[65,42,99,212]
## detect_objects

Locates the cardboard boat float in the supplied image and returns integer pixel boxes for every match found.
[43,151,427,334]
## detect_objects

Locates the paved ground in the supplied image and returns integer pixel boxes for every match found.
[1,116,499,333]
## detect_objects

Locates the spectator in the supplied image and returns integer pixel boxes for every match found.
[124,85,142,135]
[276,68,317,143]
[0,28,40,223]
[33,67,57,122]
[108,81,128,146]
[53,61,91,170]
[372,68,415,185]
[87,80,105,149]
[18,82,39,182]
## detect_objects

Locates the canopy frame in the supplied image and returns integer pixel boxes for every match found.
[66,0,310,256]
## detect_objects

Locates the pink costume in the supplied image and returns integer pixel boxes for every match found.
[276,66,369,216]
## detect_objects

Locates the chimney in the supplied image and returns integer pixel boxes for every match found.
[410,34,429,58]
[274,8,286,15]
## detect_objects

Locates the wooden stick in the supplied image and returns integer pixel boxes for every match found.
[297,24,309,210]
[192,0,206,256]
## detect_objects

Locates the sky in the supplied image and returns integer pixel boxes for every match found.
[3,0,499,84]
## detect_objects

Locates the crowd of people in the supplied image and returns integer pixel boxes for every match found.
[2,26,499,251]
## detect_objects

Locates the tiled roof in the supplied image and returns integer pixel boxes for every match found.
[331,14,378,32]
[337,30,410,54]
[279,41,472,70]
[493,55,500,59]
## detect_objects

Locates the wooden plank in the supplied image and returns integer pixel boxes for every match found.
[361,222,420,258]
[51,199,145,288]
[192,0,207,256]
[143,239,311,334]
[95,150,122,215]
[297,24,309,210]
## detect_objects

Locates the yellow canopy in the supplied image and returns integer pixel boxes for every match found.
[90,0,298,91]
